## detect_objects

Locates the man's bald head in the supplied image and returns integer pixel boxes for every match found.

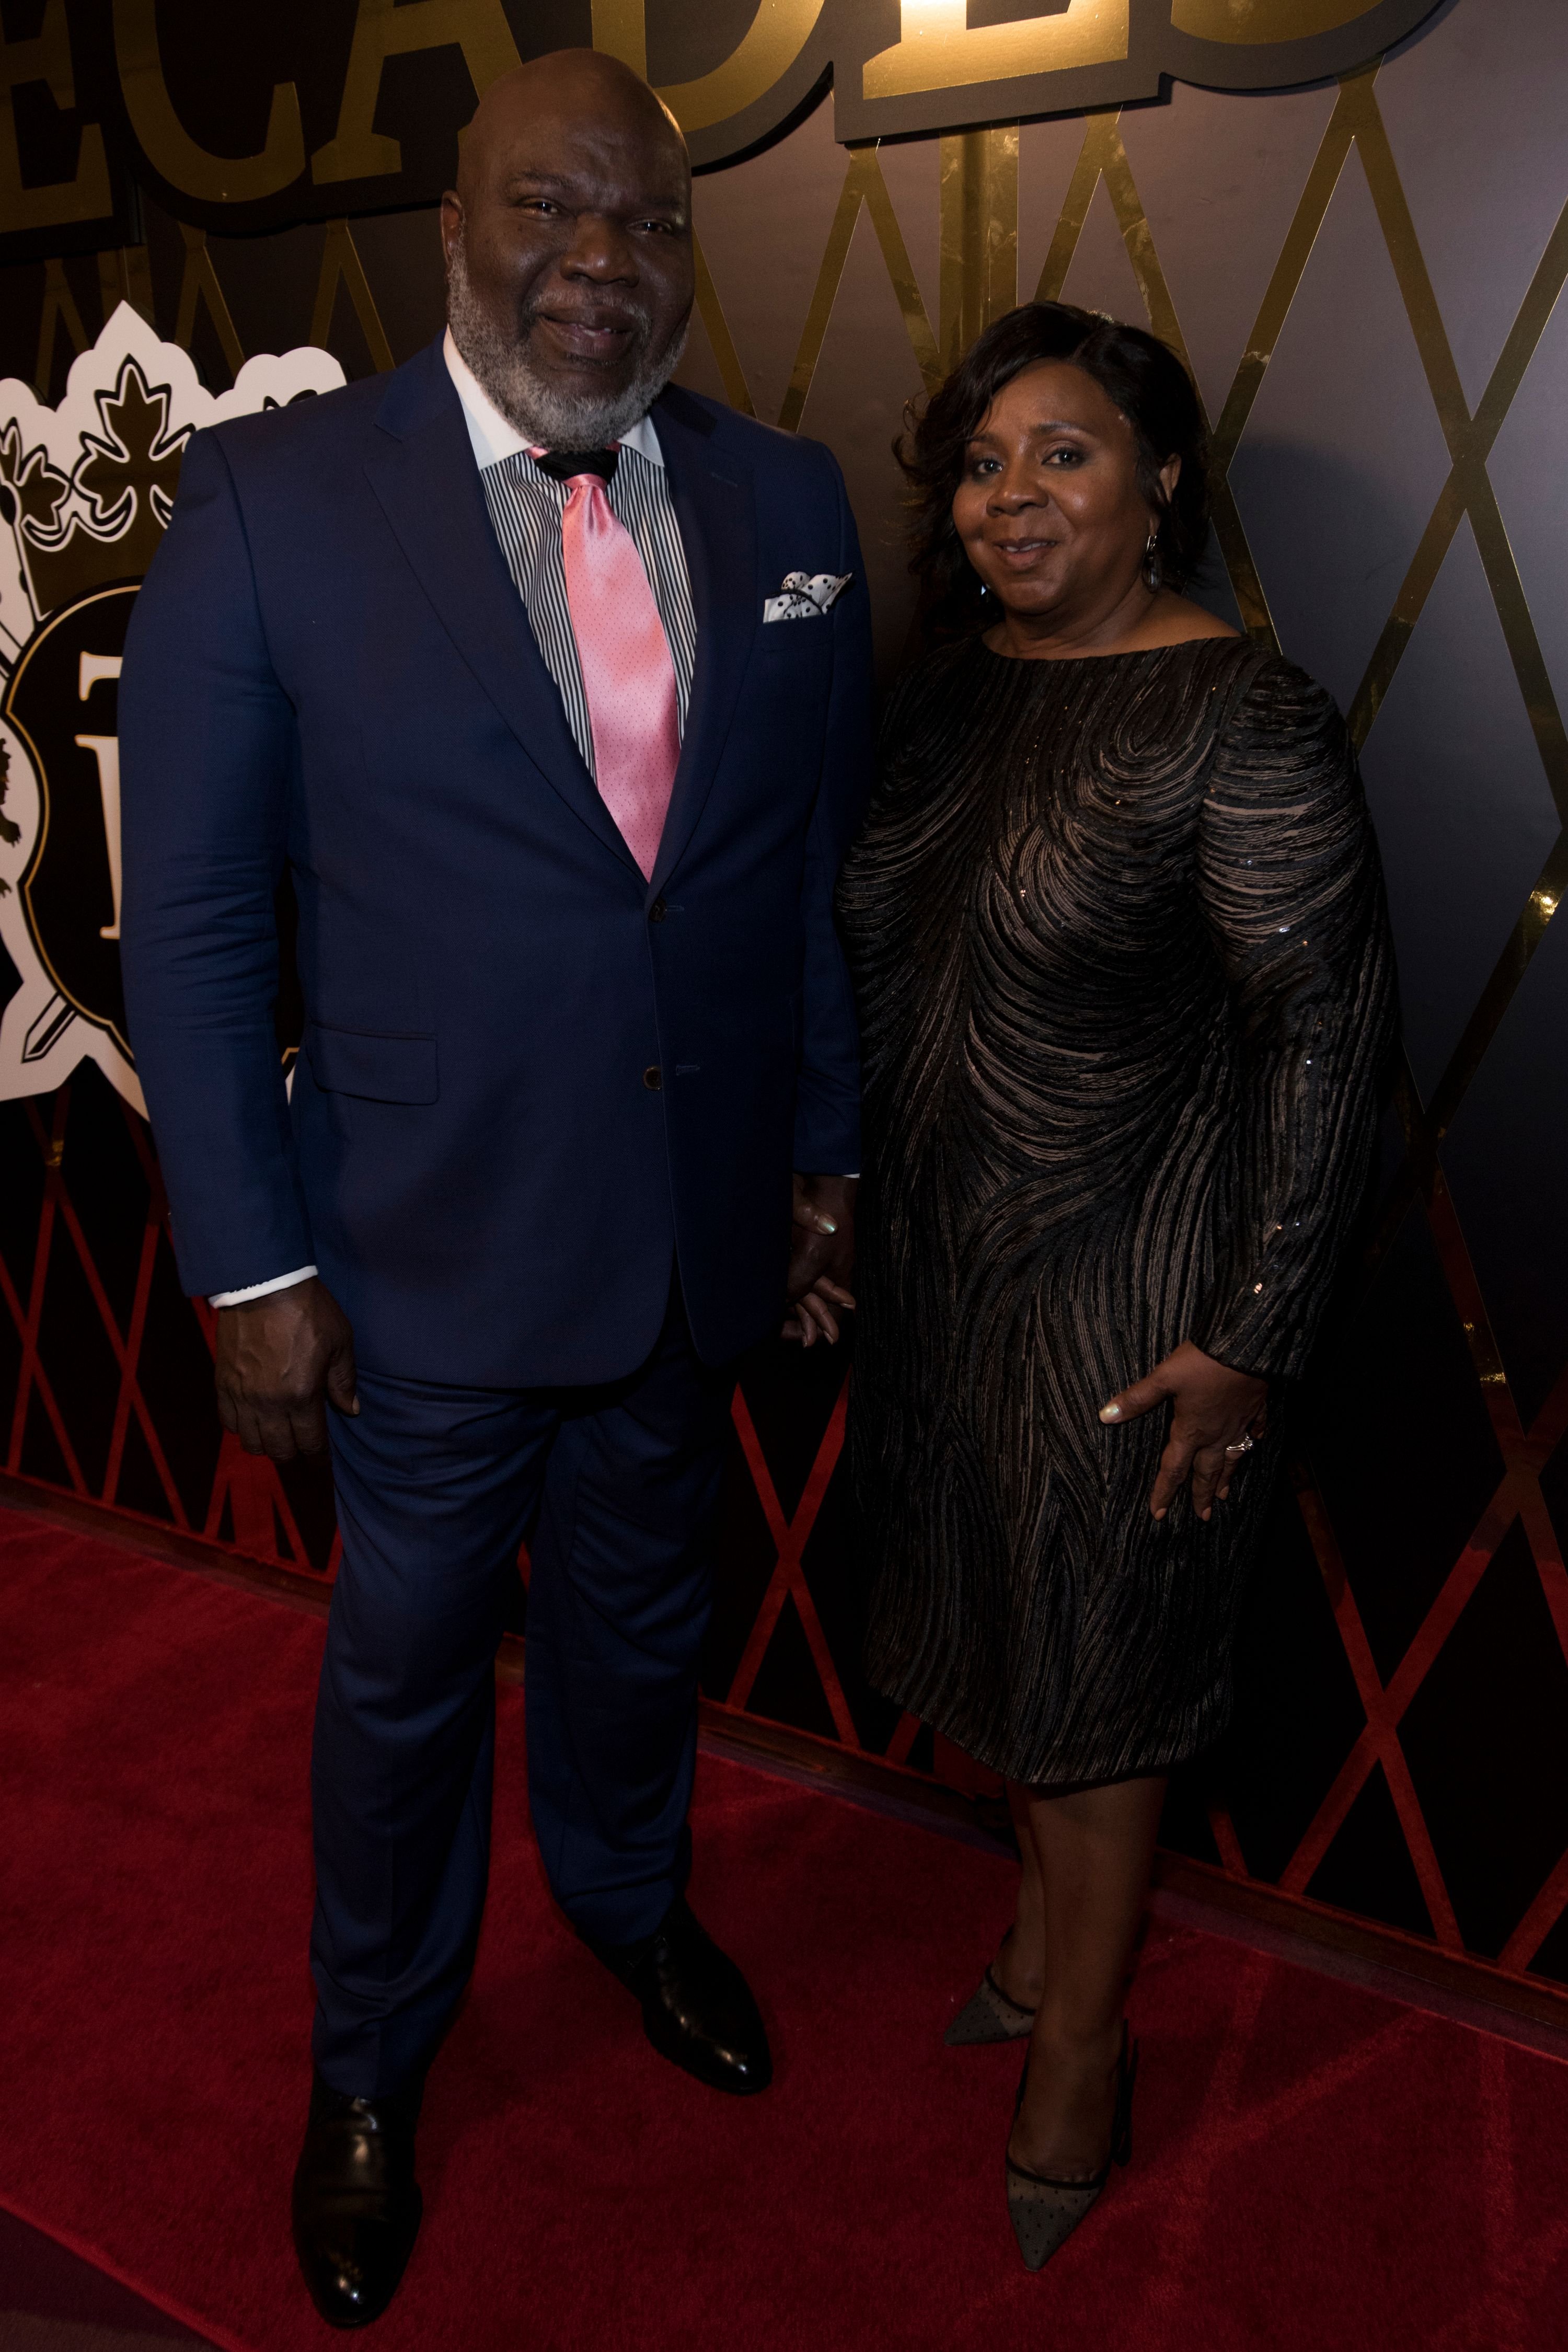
[456,50,687,212]
[441,49,694,451]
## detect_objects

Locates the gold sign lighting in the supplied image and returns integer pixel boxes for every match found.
[0,0,1448,260]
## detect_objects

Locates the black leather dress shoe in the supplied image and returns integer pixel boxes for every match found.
[585,1896,773,2095]
[291,2070,423,2328]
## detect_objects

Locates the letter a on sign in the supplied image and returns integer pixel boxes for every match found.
[312,0,523,183]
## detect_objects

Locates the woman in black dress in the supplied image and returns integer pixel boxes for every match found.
[836,304,1396,2268]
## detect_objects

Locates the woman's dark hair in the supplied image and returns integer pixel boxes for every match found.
[897,301,1211,640]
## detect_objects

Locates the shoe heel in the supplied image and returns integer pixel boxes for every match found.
[1112,2027,1138,2168]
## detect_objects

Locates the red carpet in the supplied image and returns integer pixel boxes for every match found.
[3,1510,1567,2351]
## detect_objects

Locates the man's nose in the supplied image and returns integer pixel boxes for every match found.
[560,212,638,282]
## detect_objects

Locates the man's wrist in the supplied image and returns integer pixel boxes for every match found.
[210,1265,317,1309]
[802,1175,857,1201]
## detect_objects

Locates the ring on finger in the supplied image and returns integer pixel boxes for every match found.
[1223,1434,1254,1457]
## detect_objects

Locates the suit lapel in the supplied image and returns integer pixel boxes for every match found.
[650,390,757,896]
[363,344,640,878]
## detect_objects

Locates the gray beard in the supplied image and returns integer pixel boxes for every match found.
[446,240,688,451]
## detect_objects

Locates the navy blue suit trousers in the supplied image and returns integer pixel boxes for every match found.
[312,1281,733,2096]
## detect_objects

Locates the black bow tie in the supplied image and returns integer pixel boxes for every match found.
[532,446,619,484]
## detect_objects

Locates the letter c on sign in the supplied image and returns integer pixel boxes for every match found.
[113,0,305,201]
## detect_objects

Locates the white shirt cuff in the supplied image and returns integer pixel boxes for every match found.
[210,1265,317,1308]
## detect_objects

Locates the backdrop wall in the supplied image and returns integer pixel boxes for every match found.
[6,0,1568,1993]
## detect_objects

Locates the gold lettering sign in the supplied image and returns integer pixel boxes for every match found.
[1171,0,1385,38]
[312,0,523,184]
[113,0,305,203]
[593,0,830,136]
[660,1,829,135]
[864,0,1129,102]
[0,0,110,235]
[0,0,1452,260]
[590,0,649,79]
[828,0,1441,153]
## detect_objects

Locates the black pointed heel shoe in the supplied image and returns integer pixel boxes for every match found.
[1004,2024,1137,2273]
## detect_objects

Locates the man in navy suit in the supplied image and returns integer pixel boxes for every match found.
[120,49,869,2327]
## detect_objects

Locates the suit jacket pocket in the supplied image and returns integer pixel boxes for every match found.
[304,1021,439,1104]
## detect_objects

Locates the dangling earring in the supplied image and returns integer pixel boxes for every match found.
[1143,526,1162,593]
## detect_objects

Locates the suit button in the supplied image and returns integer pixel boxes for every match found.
[649,898,666,923]
[643,1065,662,1091]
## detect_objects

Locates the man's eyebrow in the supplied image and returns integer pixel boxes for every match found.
[499,169,687,210]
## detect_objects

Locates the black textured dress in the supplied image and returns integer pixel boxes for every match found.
[836,636,1397,1786]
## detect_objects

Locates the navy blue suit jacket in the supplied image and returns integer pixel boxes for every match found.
[119,340,873,1386]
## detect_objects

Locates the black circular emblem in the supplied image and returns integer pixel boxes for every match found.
[6,582,138,1059]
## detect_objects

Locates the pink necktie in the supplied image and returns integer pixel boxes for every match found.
[539,453,681,881]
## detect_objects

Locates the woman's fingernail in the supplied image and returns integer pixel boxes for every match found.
[819,1217,837,1234]
[1100,1404,1121,1422]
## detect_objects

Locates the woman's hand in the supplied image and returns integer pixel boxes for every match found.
[1099,1341,1268,1522]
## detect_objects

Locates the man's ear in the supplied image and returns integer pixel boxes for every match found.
[439,191,464,269]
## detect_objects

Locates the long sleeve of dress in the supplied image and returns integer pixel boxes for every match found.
[1194,656,1398,1381]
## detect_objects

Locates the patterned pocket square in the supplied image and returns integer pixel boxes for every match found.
[763,570,854,622]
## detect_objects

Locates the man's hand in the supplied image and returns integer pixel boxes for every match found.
[215,1277,360,1460]
[1099,1340,1268,1522]
[783,1173,857,1347]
